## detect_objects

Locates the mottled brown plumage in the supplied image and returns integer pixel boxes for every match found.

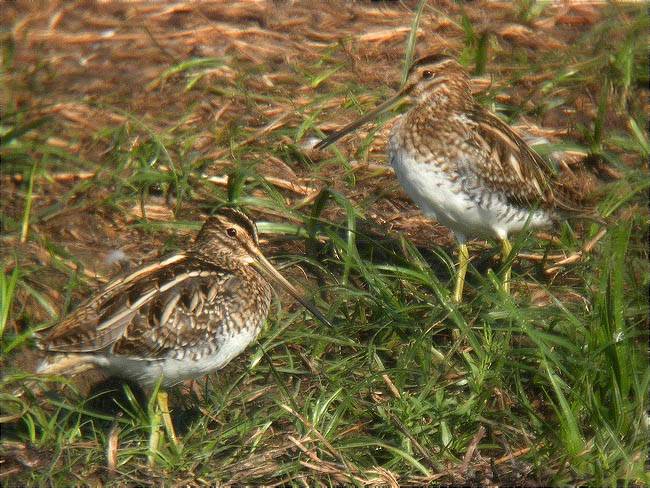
[316,52,584,300]
[38,208,329,387]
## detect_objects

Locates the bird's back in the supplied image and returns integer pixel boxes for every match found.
[38,252,272,386]
[388,102,557,240]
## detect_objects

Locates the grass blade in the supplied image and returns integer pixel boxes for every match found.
[401,0,428,86]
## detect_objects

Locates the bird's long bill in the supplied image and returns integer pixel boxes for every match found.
[252,253,333,328]
[315,87,411,150]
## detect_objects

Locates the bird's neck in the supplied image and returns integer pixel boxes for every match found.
[414,75,473,114]
[189,247,240,271]
[395,76,474,160]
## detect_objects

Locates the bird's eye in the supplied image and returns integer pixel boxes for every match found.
[226,228,237,238]
[422,70,433,80]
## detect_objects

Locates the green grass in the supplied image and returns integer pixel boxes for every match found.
[1,2,648,486]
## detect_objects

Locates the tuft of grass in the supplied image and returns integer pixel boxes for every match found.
[459,13,490,75]
[0,265,19,341]
[401,0,428,86]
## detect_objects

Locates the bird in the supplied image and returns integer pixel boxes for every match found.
[316,52,581,302]
[36,207,331,446]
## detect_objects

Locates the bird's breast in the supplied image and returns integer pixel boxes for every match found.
[387,142,552,240]
[99,321,263,388]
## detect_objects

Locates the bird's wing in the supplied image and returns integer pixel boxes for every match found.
[40,253,264,359]
[465,105,558,210]
[111,265,268,360]
[40,253,190,353]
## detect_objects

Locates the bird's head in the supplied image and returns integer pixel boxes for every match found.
[195,207,332,327]
[401,53,468,104]
[194,207,261,265]
[315,52,469,150]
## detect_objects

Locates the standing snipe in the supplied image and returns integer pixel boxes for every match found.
[37,207,330,445]
[316,53,578,302]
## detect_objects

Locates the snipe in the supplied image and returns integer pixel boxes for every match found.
[37,207,330,446]
[316,53,581,302]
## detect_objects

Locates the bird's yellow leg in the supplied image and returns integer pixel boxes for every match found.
[500,238,512,294]
[157,391,179,447]
[453,243,469,303]
[148,401,161,466]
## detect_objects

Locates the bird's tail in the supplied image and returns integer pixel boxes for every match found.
[8,355,96,398]
[36,354,96,377]
[551,173,608,226]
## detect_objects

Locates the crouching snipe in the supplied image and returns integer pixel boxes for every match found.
[37,208,330,447]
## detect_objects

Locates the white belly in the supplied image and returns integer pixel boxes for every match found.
[95,326,260,388]
[389,145,552,241]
